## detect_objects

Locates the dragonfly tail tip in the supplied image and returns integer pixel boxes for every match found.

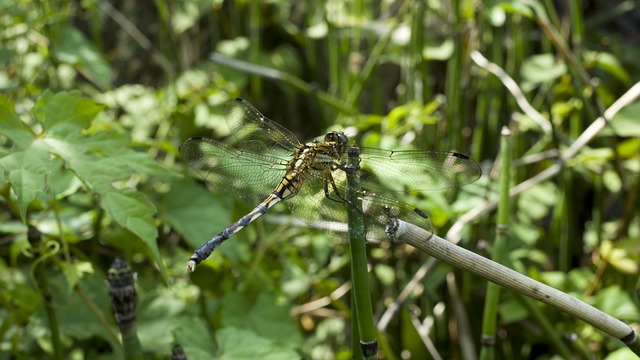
[186,260,197,273]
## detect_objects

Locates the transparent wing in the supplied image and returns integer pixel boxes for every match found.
[224,98,301,155]
[179,136,288,199]
[286,169,434,242]
[358,148,482,192]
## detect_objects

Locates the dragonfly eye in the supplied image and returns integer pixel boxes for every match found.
[325,132,349,147]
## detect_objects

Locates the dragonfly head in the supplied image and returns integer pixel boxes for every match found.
[324,132,349,154]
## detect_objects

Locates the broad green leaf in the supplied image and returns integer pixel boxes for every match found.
[498,298,529,324]
[600,101,640,137]
[584,51,630,85]
[164,177,230,250]
[33,90,103,135]
[48,273,122,356]
[280,261,311,298]
[373,263,395,286]
[173,317,216,359]
[488,0,534,19]
[43,137,131,190]
[606,348,639,360]
[0,139,52,220]
[521,54,567,87]
[136,295,189,352]
[170,0,223,35]
[221,292,302,347]
[0,94,33,146]
[517,181,556,221]
[594,285,640,320]
[100,189,159,260]
[216,327,300,360]
[600,240,639,275]
[60,261,94,296]
[52,26,113,90]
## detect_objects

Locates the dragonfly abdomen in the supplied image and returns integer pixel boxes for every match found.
[186,193,282,271]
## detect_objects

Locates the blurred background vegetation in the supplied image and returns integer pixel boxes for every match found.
[1,0,640,359]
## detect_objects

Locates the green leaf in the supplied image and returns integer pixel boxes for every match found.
[164,177,230,250]
[61,261,94,296]
[100,189,162,271]
[33,90,104,135]
[600,101,640,137]
[44,137,131,191]
[488,0,534,19]
[0,94,34,146]
[221,292,302,347]
[498,298,529,324]
[173,317,216,358]
[0,139,52,220]
[136,295,188,351]
[216,327,300,360]
[170,0,223,35]
[521,54,567,88]
[594,285,640,321]
[584,51,630,85]
[48,273,122,356]
[52,26,113,90]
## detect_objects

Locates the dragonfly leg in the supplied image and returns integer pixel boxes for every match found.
[322,172,346,203]
[332,159,360,174]
[322,172,364,216]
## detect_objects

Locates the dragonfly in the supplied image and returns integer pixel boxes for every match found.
[180,98,481,271]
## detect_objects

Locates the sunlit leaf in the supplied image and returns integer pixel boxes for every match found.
[600,101,640,137]
[33,90,103,135]
[584,51,630,85]
[0,94,33,146]
[0,139,52,220]
[521,54,567,87]
[100,189,161,273]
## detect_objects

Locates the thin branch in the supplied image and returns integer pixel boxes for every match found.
[470,50,552,134]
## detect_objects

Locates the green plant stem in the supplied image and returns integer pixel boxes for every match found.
[121,324,143,360]
[513,294,574,358]
[446,0,463,150]
[75,284,121,349]
[479,127,512,360]
[345,145,377,360]
[34,263,63,360]
[249,0,262,99]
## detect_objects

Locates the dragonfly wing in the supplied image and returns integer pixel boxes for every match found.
[224,98,301,154]
[358,147,482,192]
[180,136,288,199]
[359,191,435,242]
[286,170,434,242]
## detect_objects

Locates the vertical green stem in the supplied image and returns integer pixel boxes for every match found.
[446,0,463,150]
[345,146,378,360]
[513,294,574,358]
[479,127,511,360]
[29,226,63,360]
[326,6,340,95]
[569,0,585,48]
[249,0,262,99]
[35,265,63,360]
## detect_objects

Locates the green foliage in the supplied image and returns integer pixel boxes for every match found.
[1,0,640,359]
